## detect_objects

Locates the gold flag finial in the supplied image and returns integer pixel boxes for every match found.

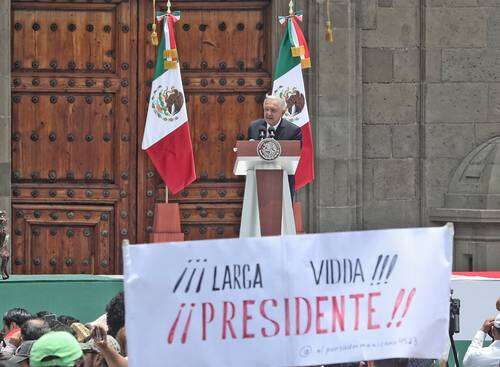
[167,0,172,14]
[289,0,294,15]
[151,0,159,46]
[325,0,334,43]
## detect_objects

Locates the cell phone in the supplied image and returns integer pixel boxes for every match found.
[95,327,105,342]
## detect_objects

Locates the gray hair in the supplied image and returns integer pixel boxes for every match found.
[264,94,287,111]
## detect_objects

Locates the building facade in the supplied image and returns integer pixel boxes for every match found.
[0,0,499,273]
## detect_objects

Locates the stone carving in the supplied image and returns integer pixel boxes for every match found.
[0,210,10,280]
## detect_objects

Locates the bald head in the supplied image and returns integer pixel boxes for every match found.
[21,318,50,341]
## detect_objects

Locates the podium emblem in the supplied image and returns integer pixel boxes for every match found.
[257,138,281,161]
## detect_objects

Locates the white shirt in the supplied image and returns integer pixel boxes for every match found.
[266,118,281,135]
[463,330,500,367]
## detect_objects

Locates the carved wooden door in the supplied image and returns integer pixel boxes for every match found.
[11,0,137,274]
[137,0,272,242]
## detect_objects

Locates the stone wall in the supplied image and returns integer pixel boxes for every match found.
[307,0,363,233]
[0,1,11,251]
[424,1,500,223]
[360,0,421,229]
[312,0,500,234]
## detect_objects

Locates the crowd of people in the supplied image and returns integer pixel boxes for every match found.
[0,292,128,367]
[1,292,499,367]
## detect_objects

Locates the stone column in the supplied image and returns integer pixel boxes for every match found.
[313,0,362,232]
[273,0,363,233]
[0,2,11,254]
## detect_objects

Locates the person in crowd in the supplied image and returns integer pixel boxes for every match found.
[114,328,126,357]
[496,297,499,312]
[105,293,124,338]
[81,327,121,367]
[7,340,34,367]
[29,331,83,367]
[1,309,32,355]
[88,326,127,367]
[33,313,51,320]
[20,319,49,342]
[71,323,91,343]
[46,319,75,336]
[58,316,80,327]
[463,313,500,367]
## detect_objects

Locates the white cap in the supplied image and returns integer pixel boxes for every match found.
[494,313,500,328]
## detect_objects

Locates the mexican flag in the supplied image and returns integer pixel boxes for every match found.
[142,11,196,194]
[273,13,314,190]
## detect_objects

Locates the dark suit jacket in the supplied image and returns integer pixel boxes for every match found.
[247,118,302,141]
[247,118,302,198]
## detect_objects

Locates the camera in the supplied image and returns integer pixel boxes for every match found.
[449,296,460,335]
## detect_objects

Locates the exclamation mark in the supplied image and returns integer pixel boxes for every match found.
[371,255,383,285]
[384,255,398,284]
[181,303,196,344]
[396,288,416,327]
[387,289,405,328]
[167,303,185,344]
[377,255,390,285]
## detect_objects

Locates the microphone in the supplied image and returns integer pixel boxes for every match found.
[268,126,276,139]
[258,127,266,140]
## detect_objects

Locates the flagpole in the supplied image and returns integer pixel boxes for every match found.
[165,0,172,204]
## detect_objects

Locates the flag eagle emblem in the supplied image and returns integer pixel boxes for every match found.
[274,85,306,122]
[151,85,185,122]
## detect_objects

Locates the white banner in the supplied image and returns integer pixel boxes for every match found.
[124,225,453,367]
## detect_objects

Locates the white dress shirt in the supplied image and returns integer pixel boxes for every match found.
[463,330,500,367]
[266,118,281,136]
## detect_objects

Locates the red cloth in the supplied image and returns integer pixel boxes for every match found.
[453,271,500,278]
[146,123,196,194]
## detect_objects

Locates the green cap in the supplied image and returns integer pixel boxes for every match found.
[30,331,83,367]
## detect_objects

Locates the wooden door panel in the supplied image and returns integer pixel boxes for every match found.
[174,8,267,72]
[12,205,114,274]
[180,203,242,223]
[182,224,241,240]
[12,93,115,183]
[137,1,271,243]
[12,7,116,73]
[11,0,136,274]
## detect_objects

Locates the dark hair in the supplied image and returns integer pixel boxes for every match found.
[35,311,52,319]
[21,318,50,341]
[47,320,75,336]
[106,291,125,337]
[3,308,32,329]
[57,315,80,326]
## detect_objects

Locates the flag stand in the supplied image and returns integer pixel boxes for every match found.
[149,187,185,243]
[145,0,191,243]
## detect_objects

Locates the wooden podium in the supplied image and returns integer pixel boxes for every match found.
[234,140,301,237]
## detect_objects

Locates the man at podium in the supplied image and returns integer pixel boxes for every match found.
[247,95,302,197]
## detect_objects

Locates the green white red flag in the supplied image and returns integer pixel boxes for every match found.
[274,12,314,189]
[142,11,196,194]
